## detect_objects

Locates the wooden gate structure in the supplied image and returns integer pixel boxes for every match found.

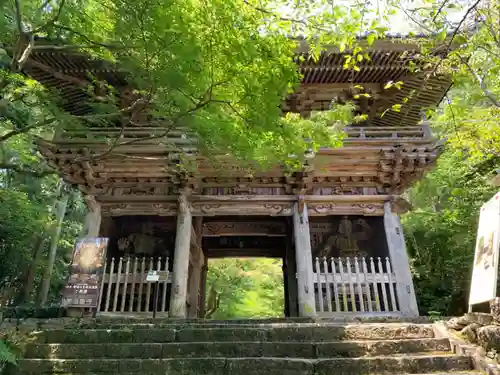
[24,37,450,318]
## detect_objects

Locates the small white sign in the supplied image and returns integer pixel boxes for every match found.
[146,271,160,282]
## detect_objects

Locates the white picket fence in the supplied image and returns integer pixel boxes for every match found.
[98,256,171,313]
[97,255,398,317]
[313,256,399,315]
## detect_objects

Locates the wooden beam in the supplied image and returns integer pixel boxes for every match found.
[202,221,286,237]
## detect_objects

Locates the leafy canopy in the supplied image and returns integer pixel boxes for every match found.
[0,0,395,174]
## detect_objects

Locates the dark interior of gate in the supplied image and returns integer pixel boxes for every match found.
[96,214,392,317]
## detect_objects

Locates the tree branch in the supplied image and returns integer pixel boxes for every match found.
[1,96,152,145]
[400,0,482,124]
[14,0,23,35]
[0,117,57,143]
[72,83,224,164]
[462,59,500,107]
[432,0,451,23]
[16,33,35,70]
[0,163,56,177]
[241,0,330,33]
[442,0,482,58]
[34,0,66,33]
[50,23,126,50]
[400,7,433,33]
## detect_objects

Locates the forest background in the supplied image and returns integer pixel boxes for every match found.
[1,0,500,319]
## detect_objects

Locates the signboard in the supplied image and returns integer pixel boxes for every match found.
[62,237,109,308]
[146,271,160,282]
[469,192,500,306]
[145,270,169,283]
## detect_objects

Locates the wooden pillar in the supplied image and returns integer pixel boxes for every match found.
[169,195,193,318]
[187,217,203,318]
[198,260,208,318]
[383,201,419,316]
[285,219,298,317]
[195,253,205,317]
[293,201,316,317]
[81,197,102,237]
[283,259,289,317]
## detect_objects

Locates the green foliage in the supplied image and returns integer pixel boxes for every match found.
[404,149,499,315]
[206,258,284,319]
[0,339,16,365]
[0,0,393,173]
[0,159,84,306]
[1,306,65,319]
[0,189,43,295]
[398,0,500,316]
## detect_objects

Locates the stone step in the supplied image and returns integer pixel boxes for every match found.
[71,321,428,330]
[33,324,435,344]
[93,317,315,325]
[6,316,433,331]
[24,338,451,359]
[9,354,473,375]
[76,315,433,326]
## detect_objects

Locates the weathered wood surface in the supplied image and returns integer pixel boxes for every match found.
[39,130,440,204]
[383,202,419,317]
[91,194,390,217]
[27,41,447,212]
[99,256,170,314]
[169,195,193,318]
[187,217,204,318]
[202,221,286,237]
[313,256,398,315]
[293,201,317,317]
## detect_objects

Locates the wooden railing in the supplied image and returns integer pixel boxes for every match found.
[344,125,431,139]
[313,256,398,315]
[98,256,171,313]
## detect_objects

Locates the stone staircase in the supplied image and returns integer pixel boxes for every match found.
[4,318,481,375]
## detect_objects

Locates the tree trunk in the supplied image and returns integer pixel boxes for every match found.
[205,284,219,319]
[20,235,45,303]
[18,182,63,304]
[38,189,70,306]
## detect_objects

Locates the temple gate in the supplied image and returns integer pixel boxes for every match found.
[26,37,450,318]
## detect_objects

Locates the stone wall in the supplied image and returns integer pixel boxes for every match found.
[446,298,500,361]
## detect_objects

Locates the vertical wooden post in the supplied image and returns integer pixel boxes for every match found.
[169,194,192,318]
[282,258,289,317]
[187,217,203,318]
[285,218,298,317]
[81,197,102,238]
[292,200,316,317]
[198,260,208,318]
[383,201,419,316]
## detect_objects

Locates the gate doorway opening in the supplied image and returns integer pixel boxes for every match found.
[204,258,285,319]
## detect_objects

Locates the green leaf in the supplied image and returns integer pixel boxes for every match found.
[367,33,376,46]
[384,81,394,89]
[436,29,447,42]
[391,103,402,112]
